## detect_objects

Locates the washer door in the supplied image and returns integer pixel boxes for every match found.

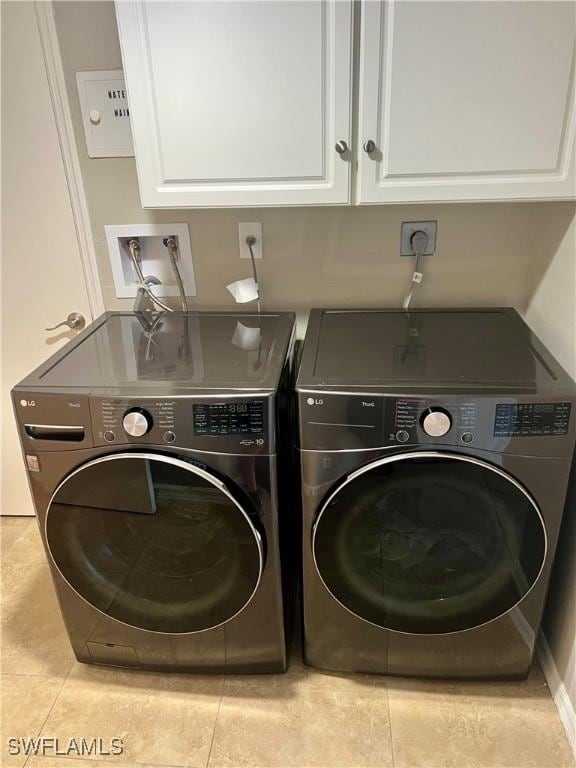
[313,452,546,635]
[46,453,264,633]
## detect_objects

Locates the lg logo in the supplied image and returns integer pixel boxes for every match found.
[20,399,35,407]
[307,397,324,406]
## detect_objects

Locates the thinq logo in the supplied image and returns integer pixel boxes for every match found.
[7,736,124,757]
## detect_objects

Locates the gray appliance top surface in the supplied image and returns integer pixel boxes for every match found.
[297,308,575,394]
[19,312,295,393]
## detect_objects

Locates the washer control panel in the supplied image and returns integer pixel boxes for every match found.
[96,399,174,440]
[123,407,153,437]
[90,397,271,453]
[193,402,264,436]
[420,407,452,437]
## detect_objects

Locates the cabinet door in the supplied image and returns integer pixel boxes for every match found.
[116,1,353,208]
[357,1,576,203]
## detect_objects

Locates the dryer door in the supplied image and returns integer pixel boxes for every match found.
[313,452,546,635]
[46,453,264,633]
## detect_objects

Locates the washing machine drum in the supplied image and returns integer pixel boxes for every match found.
[313,452,546,635]
[46,453,264,634]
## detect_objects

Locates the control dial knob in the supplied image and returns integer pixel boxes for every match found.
[122,408,153,437]
[421,407,452,438]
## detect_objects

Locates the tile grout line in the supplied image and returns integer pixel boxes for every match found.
[23,753,188,768]
[204,682,225,768]
[0,671,64,678]
[0,520,34,561]
[384,677,396,768]
[22,660,75,768]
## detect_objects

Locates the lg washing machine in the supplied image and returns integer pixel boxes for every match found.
[13,311,296,673]
[297,308,576,679]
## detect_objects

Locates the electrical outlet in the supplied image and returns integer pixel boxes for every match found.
[239,222,263,259]
[400,221,437,256]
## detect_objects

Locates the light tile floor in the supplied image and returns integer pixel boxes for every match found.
[1,516,574,768]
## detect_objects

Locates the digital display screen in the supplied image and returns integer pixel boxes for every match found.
[494,402,571,437]
[193,402,264,436]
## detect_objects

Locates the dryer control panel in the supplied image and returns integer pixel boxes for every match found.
[391,399,477,437]
[298,392,575,457]
[494,402,571,437]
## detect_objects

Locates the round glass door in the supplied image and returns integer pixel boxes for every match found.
[313,452,546,635]
[46,453,263,633]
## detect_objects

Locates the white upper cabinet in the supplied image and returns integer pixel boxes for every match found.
[357,1,576,203]
[115,1,353,207]
[117,0,575,208]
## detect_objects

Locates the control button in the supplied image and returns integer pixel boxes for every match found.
[122,408,153,437]
[421,407,452,438]
[163,430,176,444]
[103,430,116,442]
[396,430,410,443]
[461,432,474,444]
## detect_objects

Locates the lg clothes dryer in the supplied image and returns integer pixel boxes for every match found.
[13,311,296,673]
[297,308,576,679]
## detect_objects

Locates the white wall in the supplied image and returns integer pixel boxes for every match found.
[526,205,576,728]
[1,1,91,516]
[527,207,576,378]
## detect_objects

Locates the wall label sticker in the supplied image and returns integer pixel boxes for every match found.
[76,70,134,158]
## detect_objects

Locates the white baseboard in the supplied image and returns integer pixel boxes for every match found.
[537,633,576,758]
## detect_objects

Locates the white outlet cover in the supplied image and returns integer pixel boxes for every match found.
[105,223,196,299]
[238,222,263,259]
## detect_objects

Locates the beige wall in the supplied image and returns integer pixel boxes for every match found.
[53,0,575,714]
[54,1,564,334]
[526,206,576,711]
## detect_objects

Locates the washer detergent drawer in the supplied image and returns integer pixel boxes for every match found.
[46,452,264,634]
[13,392,93,452]
[25,425,85,441]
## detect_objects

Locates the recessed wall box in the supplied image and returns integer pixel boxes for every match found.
[105,223,196,300]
